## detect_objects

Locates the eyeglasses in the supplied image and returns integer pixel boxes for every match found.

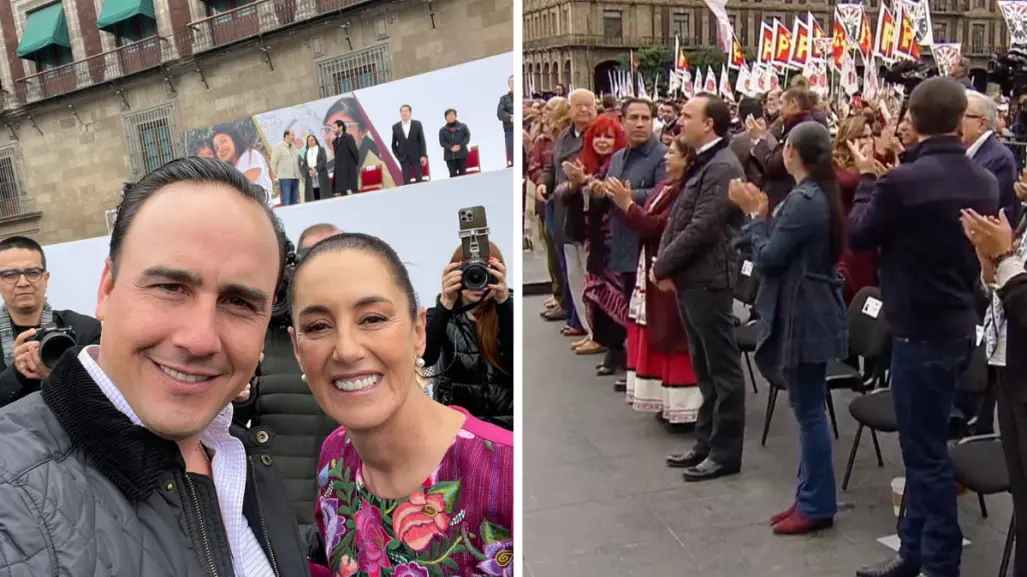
[0,268,44,284]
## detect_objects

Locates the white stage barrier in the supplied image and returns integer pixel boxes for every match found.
[42,169,514,316]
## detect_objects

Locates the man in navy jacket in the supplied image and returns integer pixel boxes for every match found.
[964,91,1020,224]
[850,78,999,577]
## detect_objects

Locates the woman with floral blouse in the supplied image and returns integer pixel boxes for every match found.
[288,232,514,577]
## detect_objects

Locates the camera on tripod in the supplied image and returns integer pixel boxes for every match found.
[32,323,76,369]
[457,206,495,292]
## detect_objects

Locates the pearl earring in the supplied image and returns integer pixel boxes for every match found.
[301,374,307,383]
[415,357,425,368]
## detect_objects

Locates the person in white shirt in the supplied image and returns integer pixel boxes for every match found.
[0,157,316,576]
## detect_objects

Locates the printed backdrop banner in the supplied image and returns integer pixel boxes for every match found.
[184,52,514,203]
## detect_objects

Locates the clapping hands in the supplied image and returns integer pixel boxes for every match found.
[727,179,768,217]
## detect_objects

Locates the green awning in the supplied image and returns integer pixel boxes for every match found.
[96,0,156,33]
[16,3,71,59]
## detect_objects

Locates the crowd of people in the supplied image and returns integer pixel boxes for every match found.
[523,73,1027,577]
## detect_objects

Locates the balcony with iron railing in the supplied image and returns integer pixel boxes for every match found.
[7,0,368,108]
[524,33,688,52]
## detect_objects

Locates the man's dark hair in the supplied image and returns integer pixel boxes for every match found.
[0,236,46,269]
[660,101,680,114]
[297,223,341,249]
[908,77,967,136]
[601,94,617,110]
[782,88,815,112]
[694,92,732,137]
[737,97,764,122]
[282,130,291,139]
[400,104,412,113]
[324,97,365,131]
[290,232,418,320]
[110,157,287,293]
[620,98,656,117]
[444,108,457,118]
[333,119,346,129]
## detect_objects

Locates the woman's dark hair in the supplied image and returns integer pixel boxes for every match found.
[667,137,695,187]
[449,242,507,374]
[289,232,419,320]
[785,121,847,263]
[112,157,286,289]
[306,134,320,147]
[211,125,250,159]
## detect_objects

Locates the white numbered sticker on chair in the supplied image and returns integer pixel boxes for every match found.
[862,297,882,319]
[976,325,984,347]
[741,260,754,276]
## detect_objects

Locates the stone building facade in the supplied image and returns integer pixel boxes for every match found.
[0,0,512,244]
[524,0,1005,94]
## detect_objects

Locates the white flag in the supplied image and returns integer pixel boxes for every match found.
[719,65,734,99]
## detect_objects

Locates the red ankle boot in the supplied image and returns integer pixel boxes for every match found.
[769,502,796,525]
[772,511,834,535]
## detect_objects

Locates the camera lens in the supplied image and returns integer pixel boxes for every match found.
[39,332,76,369]
[461,262,490,291]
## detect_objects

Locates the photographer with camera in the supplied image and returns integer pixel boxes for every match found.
[0,236,101,408]
[426,218,513,430]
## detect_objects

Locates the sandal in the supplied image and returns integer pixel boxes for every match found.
[570,338,590,349]
[561,326,587,337]
[575,341,606,355]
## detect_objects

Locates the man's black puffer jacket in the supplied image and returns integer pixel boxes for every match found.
[0,347,312,577]
[424,292,514,430]
[233,329,338,530]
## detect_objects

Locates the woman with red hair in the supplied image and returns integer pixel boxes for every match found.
[556,115,629,372]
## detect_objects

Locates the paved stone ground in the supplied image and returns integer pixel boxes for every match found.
[522,254,1014,577]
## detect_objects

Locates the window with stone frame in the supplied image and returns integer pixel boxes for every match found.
[315,45,392,98]
[0,147,26,218]
[123,104,180,177]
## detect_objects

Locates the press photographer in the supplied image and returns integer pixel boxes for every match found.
[232,222,341,544]
[0,236,101,408]
[426,206,513,430]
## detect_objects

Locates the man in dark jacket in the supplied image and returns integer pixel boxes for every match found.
[331,119,360,196]
[751,87,817,211]
[498,75,515,166]
[439,108,472,177]
[851,78,999,577]
[391,104,428,184]
[730,97,775,186]
[654,93,747,483]
[0,158,312,576]
[0,236,102,408]
[965,91,1021,224]
[233,222,341,541]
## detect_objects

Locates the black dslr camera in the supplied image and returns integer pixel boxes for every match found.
[32,323,76,369]
[457,206,495,292]
[269,238,299,330]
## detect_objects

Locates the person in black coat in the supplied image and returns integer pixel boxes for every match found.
[425,243,513,430]
[0,236,102,408]
[331,120,360,196]
[300,134,332,202]
[439,108,471,177]
[391,104,428,184]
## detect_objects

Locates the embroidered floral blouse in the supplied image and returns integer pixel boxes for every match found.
[314,408,514,577]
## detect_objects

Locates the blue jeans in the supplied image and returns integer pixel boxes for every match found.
[504,130,514,165]
[784,362,837,519]
[543,200,580,329]
[279,179,299,205]
[892,336,974,577]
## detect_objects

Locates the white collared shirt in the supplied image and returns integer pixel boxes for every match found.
[79,346,275,577]
[402,120,411,138]
[697,137,723,155]
[967,130,994,159]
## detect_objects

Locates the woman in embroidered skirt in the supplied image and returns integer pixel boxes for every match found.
[291,233,513,577]
[556,115,630,372]
[608,137,702,424]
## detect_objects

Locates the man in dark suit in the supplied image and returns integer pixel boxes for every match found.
[965,91,1021,224]
[850,77,999,577]
[391,104,427,184]
[331,120,360,196]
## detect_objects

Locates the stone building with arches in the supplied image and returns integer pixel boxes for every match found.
[524,0,1005,96]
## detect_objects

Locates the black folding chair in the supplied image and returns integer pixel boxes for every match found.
[837,287,897,490]
[759,286,888,448]
[732,255,761,396]
[949,434,1015,577]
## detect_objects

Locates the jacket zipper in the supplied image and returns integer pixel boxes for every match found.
[185,473,220,577]
[249,456,281,577]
